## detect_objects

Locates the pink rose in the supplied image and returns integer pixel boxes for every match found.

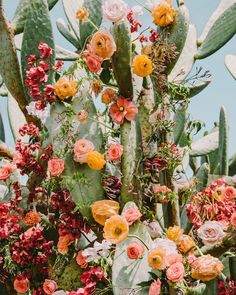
[103,0,128,24]
[83,44,103,73]
[107,144,123,161]
[127,242,144,259]
[187,253,197,266]
[123,208,142,225]
[149,279,161,295]
[13,275,30,294]
[166,253,183,266]
[48,158,65,177]
[74,139,95,164]
[223,186,236,201]
[197,221,225,246]
[166,262,185,282]
[43,279,58,295]
[230,212,236,229]
[0,163,15,180]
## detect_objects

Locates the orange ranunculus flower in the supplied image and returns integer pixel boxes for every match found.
[54,78,78,100]
[191,255,224,282]
[90,30,117,59]
[133,55,153,77]
[178,234,195,254]
[57,234,74,255]
[77,110,89,123]
[103,215,129,244]
[152,1,176,27]
[91,79,102,96]
[87,151,106,170]
[101,88,117,104]
[166,225,183,243]
[76,7,89,22]
[91,200,120,225]
[148,248,167,270]
[24,211,41,226]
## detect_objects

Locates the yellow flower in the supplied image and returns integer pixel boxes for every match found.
[148,248,167,270]
[212,187,224,201]
[87,151,106,170]
[103,215,129,244]
[141,45,152,56]
[54,79,78,100]
[152,1,176,27]
[76,7,89,22]
[178,234,195,254]
[91,200,120,225]
[166,225,183,243]
[133,55,153,77]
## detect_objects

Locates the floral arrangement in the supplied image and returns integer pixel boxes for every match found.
[0,0,236,294]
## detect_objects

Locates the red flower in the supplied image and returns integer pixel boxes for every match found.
[109,97,138,124]
[38,42,53,59]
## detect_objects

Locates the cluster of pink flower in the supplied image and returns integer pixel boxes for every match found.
[25,42,63,110]
[127,9,142,33]
[218,278,236,295]
[19,122,40,138]
[186,179,236,228]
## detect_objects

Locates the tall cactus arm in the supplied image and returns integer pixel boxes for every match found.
[218,106,229,176]
[225,55,236,80]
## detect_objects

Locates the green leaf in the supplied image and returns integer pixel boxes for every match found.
[0,84,8,97]
[186,283,206,295]
[196,163,210,191]
[21,0,55,102]
[218,106,229,176]
[202,279,218,295]
[189,80,211,98]
[196,3,236,59]
[100,68,112,84]
[173,107,187,144]
[181,208,192,234]
[189,130,219,156]
[12,0,59,35]
[229,256,236,280]
[112,202,153,295]
[56,45,79,61]
[0,113,5,142]
[225,54,236,80]
[79,0,103,48]
[56,18,80,48]
[229,153,236,176]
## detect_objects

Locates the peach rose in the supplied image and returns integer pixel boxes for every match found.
[197,221,225,246]
[224,186,236,201]
[48,158,65,177]
[90,30,116,59]
[13,275,30,294]
[230,212,236,229]
[166,225,183,243]
[107,144,123,162]
[123,208,142,226]
[166,253,183,266]
[166,262,185,282]
[149,279,161,295]
[0,163,15,180]
[92,200,120,225]
[76,250,88,269]
[178,234,195,254]
[57,234,74,255]
[127,242,144,259]
[43,279,58,295]
[73,139,95,164]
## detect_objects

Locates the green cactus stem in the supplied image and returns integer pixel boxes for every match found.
[218,106,229,176]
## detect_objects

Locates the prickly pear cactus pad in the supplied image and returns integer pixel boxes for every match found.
[0,0,236,294]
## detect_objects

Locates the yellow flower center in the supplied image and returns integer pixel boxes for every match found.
[119,106,124,112]
[115,227,122,235]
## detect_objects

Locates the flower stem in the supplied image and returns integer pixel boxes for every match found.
[88,116,115,132]
[88,19,99,31]
[195,245,204,256]
[128,234,149,250]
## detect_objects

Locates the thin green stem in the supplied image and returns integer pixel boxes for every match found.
[128,234,149,250]
[195,245,204,256]
[88,116,115,132]
[87,19,99,31]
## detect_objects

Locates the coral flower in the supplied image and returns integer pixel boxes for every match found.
[148,248,167,270]
[54,78,78,100]
[103,215,129,244]
[57,234,74,255]
[76,7,89,22]
[0,164,13,180]
[149,279,161,295]
[152,1,176,27]
[107,144,123,162]
[90,30,117,59]
[48,158,65,177]
[166,225,183,243]
[43,279,58,295]
[76,250,88,269]
[87,151,106,170]
[133,54,153,77]
[178,234,195,254]
[230,212,236,229]
[24,211,41,226]
[83,44,103,73]
[166,262,185,282]
[91,200,120,225]
[127,242,144,259]
[109,97,138,125]
[13,275,30,294]
[101,88,117,104]
[223,186,236,201]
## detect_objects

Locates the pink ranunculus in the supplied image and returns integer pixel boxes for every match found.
[0,164,14,180]
[103,0,128,24]
[166,262,185,282]
[48,158,65,177]
[123,207,142,226]
[223,186,236,201]
[109,97,138,125]
[166,253,183,266]
[197,221,225,246]
[83,44,103,73]
[73,139,95,164]
[149,279,161,295]
[107,144,123,161]
[230,212,236,229]
[127,242,144,259]
[76,250,88,269]
[43,279,58,295]
[13,275,30,294]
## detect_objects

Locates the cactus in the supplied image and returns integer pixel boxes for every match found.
[218,106,229,175]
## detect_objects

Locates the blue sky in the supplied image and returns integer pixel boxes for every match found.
[1,0,236,155]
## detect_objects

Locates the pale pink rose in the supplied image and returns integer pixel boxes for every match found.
[13,276,30,294]
[197,221,225,246]
[166,262,185,282]
[73,139,95,164]
[103,0,128,24]
[149,279,161,295]
[223,186,236,201]
[43,279,58,295]
[48,158,65,177]
[107,144,123,161]
[0,163,15,180]
[127,242,144,259]
[230,212,236,229]
[143,221,162,238]
[123,208,142,225]
[166,253,183,266]
[151,238,177,254]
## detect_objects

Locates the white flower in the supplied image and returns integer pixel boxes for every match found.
[146,0,161,10]
[82,239,112,262]
[82,248,100,262]
[131,5,143,18]
[0,184,8,200]
[53,291,68,295]
[143,221,162,238]
[151,238,177,254]
[26,102,50,124]
[197,221,226,246]
[103,0,128,24]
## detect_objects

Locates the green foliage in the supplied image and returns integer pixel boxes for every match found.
[0,112,5,142]
[56,18,81,48]
[218,106,229,175]
[196,163,210,191]
[55,45,80,61]
[173,106,187,144]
